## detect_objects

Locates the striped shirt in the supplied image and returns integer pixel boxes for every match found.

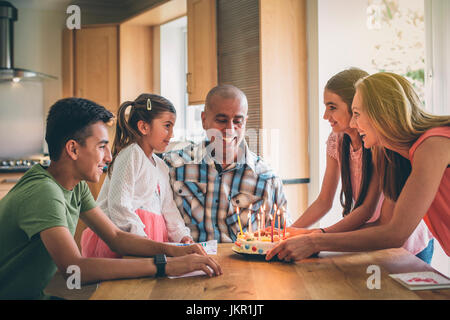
[163,141,289,243]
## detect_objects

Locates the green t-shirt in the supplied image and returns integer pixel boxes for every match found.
[0,164,97,299]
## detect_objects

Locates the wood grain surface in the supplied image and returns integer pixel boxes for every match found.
[90,243,450,300]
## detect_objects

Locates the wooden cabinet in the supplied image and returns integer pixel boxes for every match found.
[63,24,154,114]
[74,26,120,113]
[63,0,219,109]
[187,0,218,105]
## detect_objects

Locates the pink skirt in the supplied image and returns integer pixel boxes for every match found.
[80,209,169,258]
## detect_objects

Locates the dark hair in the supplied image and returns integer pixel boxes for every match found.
[108,93,176,176]
[340,134,373,215]
[325,68,372,216]
[375,148,411,201]
[45,97,113,161]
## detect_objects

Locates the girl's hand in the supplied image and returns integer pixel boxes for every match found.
[165,254,223,278]
[180,236,195,244]
[265,235,317,262]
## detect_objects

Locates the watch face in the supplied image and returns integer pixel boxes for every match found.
[155,254,167,277]
[155,254,167,264]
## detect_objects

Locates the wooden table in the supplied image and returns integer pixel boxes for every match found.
[90,244,450,300]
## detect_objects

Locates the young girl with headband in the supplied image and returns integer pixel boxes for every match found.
[81,94,193,258]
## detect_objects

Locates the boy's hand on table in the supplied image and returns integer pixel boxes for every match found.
[166,254,223,277]
[165,242,208,257]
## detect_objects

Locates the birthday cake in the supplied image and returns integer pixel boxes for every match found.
[232,231,290,255]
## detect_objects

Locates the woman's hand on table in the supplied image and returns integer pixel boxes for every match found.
[166,254,223,277]
[265,235,317,262]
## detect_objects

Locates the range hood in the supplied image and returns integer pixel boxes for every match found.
[0,1,56,82]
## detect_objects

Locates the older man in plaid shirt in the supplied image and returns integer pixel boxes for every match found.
[164,85,290,243]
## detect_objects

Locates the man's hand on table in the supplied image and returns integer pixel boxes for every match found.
[166,254,223,278]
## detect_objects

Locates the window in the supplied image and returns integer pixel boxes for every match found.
[160,16,205,145]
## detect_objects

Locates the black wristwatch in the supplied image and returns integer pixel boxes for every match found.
[154,254,167,277]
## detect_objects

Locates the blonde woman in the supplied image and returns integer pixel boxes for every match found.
[267,72,449,262]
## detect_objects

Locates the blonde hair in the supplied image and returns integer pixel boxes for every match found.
[355,72,450,199]
[355,72,450,149]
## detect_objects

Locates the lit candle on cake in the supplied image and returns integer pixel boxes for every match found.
[236,207,243,236]
[282,210,286,239]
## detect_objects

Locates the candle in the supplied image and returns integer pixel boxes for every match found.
[257,213,261,240]
[282,211,286,239]
[248,204,253,234]
[236,207,243,236]
[261,204,266,231]
[269,213,274,242]
[277,209,281,237]
[259,205,263,233]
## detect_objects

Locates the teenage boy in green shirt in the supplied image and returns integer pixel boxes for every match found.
[0,98,222,300]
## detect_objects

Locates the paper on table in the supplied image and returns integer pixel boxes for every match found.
[389,271,450,290]
[167,240,218,279]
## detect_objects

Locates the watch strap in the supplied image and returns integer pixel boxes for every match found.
[154,254,167,277]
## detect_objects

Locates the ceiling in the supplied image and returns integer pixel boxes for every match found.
[8,0,167,23]
[8,0,72,11]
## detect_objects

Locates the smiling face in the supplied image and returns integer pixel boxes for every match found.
[75,121,112,183]
[201,95,248,164]
[323,89,354,134]
[350,90,381,149]
[139,111,176,154]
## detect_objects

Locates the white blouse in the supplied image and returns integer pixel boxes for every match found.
[96,143,191,242]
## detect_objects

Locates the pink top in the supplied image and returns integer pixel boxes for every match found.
[327,132,433,255]
[409,126,450,256]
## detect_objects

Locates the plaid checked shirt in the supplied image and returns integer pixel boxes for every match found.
[163,141,290,243]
